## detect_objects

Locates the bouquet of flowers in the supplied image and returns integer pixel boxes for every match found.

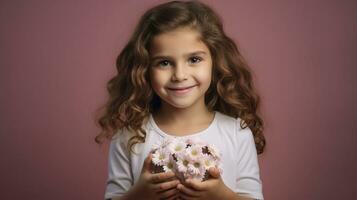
[150,137,223,182]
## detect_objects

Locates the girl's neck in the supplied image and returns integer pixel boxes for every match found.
[153,103,214,127]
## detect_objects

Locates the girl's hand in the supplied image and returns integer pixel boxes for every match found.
[177,167,236,200]
[132,154,180,200]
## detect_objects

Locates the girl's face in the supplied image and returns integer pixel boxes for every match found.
[149,27,212,110]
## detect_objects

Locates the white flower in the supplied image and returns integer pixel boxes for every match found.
[185,145,203,161]
[202,154,216,170]
[152,148,170,166]
[168,139,187,154]
[187,159,205,175]
[163,155,176,172]
[176,153,190,173]
[207,144,221,160]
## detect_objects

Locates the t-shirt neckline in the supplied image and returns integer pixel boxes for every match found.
[149,110,218,138]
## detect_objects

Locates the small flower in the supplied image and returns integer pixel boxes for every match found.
[207,144,221,160]
[152,148,170,166]
[168,139,187,154]
[187,159,205,175]
[202,154,216,170]
[163,155,176,172]
[185,145,203,161]
[176,154,190,173]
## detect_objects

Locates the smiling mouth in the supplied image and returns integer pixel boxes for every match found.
[168,85,196,90]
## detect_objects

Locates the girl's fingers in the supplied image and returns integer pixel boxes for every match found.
[150,171,176,183]
[178,191,198,200]
[153,179,180,192]
[184,179,205,191]
[208,167,221,179]
[165,193,179,200]
[157,187,179,199]
[177,183,202,197]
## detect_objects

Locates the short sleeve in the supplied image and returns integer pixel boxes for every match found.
[235,119,264,200]
[104,129,133,200]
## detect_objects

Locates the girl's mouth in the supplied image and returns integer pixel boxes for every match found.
[168,85,196,95]
[169,85,195,90]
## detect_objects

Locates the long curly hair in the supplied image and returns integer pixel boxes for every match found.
[95,0,266,155]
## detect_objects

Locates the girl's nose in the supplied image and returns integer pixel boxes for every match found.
[171,64,187,81]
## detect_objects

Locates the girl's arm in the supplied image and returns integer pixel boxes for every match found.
[177,122,264,200]
[105,129,180,200]
[109,187,141,200]
[233,120,264,200]
[210,179,255,200]
[108,154,180,200]
[105,130,133,199]
[108,186,144,200]
[226,190,256,200]
[177,167,256,200]
[221,186,255,200]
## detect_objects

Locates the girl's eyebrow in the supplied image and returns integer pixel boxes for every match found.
[151,51,207,61]
[186,51,207,57]
[186,51,207,56]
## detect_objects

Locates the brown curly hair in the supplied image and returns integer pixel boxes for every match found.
[95,0,266,155]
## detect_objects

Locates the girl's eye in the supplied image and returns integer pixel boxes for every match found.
[157,60,171,67]
[188,56,202,64]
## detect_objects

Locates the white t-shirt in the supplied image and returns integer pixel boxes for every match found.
[104,111,264,200]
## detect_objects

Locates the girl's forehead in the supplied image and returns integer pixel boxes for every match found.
[149,27,209,57]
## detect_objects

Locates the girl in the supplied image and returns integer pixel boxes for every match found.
[95,1,266,200]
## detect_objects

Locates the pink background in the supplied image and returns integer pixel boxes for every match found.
[1,0,356,199]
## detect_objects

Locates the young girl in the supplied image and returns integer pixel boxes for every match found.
[95,1,266,200]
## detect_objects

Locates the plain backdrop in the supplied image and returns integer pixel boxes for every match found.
[1,0,356,199]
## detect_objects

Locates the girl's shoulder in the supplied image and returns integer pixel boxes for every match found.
[216,111,253,139]
[216,111,247,130]
[112,116,150,141]
[214,111,256,155]
[111,116,150,143]
[111,126,134,143]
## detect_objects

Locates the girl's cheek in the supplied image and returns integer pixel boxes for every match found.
[195,66,212,83]
[150,70,166,84]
